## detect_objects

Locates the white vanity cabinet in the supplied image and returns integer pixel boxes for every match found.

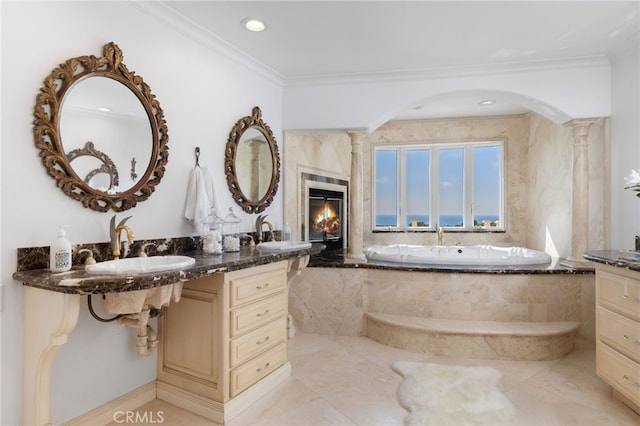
[157,261,290,423]
[595,264,640,414]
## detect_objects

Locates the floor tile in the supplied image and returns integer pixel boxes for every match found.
[120,333,639,426]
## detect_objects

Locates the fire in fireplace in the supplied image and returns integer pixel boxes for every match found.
[307,188,345,251]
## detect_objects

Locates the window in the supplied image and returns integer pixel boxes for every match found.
[373,141,503,231]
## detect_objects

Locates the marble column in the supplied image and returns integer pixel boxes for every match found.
[561,118,599,269]
[347,130,367,261]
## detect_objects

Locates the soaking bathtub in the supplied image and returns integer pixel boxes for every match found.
[363,244,552,266]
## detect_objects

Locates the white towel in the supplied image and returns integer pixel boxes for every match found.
[201,166,219,213]
[184,166,210,234]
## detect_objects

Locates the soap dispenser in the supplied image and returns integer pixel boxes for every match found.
[50,227,72,272]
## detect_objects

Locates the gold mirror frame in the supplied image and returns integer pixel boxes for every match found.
[224,107,280,213]
[33,42,169,212]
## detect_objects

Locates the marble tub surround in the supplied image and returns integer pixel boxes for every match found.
[288,251,595,360]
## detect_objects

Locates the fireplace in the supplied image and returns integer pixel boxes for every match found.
[302,173,348,251]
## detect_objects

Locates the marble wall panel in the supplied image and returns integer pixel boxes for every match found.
[363,115,529,248]
[283,132,352,241]
[283,113,607,258]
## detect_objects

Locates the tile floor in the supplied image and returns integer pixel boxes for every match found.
[119,333,639,425]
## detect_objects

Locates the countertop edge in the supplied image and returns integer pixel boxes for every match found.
[13,244,324,295]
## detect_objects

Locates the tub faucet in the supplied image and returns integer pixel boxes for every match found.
[255,214,274,243]
[437,226,445,246]
[110,215,134,259]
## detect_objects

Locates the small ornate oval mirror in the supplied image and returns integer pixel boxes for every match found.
[224,107,280,213]
[33,42,169,212]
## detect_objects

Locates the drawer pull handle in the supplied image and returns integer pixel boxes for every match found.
[256,309,270,317]
[256,336,270,345]
[256,283,270,290]
[622,294,640,303]
[622,335,640,345]
[622,375,640,387]
[256,362,270,373]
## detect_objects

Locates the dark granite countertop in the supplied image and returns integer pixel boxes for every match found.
[310,249,594,274]
[13,244,325,295]
[584,250,640,272]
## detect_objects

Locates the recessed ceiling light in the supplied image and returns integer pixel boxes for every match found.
[97,106,111,112]
[243,18,266,32]
[478,100,496,106]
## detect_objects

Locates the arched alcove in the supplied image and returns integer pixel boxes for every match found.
[369,89,572,132]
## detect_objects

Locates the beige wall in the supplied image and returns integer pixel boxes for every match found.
[284,112,608,258]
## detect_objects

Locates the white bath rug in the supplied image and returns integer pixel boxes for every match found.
[391,361,515,426]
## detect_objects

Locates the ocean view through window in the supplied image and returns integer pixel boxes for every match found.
[374,141,503,231]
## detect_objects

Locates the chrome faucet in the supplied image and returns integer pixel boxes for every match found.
[110,215,134,259]
[437,226,445,246]
[255,214,275,243]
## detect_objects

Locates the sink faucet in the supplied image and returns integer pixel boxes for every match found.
[255,214,275,243]
[110,215,134,259]
[437,226,444,246]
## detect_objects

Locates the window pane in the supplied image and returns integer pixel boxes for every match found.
[405,149,430,227]
[439,148,464,227]
[473,145,501,227]
[375,149,398,226]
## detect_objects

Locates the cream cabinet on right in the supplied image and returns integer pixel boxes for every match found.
[595,264,640,414]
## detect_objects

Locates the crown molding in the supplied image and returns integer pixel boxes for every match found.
[131,1,285,86]
[283,55,611,88]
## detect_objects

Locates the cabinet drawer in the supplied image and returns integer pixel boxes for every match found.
[598,307,640,363]
[229,267,286,308]
[597,270,640,321]
[229,343,286,398]
[230,293,286,337]
[230,319,286,368]
[597,342,640,405]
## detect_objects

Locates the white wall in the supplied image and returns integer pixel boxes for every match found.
[609,34,640,249]
[1,2,283,424]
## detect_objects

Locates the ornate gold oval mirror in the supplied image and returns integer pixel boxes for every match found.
[33,42,169,212]
[224,107,280,213]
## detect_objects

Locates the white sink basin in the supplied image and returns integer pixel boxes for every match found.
[256,241,312,251]
[86,255,195,275]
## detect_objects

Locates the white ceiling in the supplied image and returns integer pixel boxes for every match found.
[160,1,639,120]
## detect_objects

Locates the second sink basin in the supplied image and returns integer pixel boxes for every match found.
[256,241,312,251]
[86,255,195,275]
